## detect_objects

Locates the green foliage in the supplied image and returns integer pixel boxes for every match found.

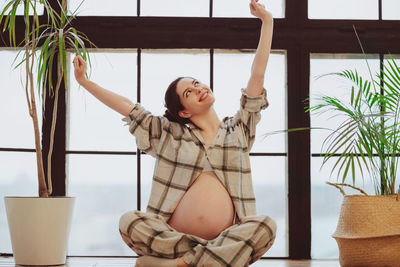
[0,0,96,103]
[310,56,400,195]
[0,0,95,196]
[263,33,400,195]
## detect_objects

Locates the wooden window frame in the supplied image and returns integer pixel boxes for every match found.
[1,0,399,259]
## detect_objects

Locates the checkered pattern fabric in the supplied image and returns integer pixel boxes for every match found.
[119,210,276,267]
[122,88,269,222]
[120,88,275,265]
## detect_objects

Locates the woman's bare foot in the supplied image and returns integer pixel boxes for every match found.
[177,257,190,267]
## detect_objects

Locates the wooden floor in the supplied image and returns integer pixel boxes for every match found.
[0,256,340,266]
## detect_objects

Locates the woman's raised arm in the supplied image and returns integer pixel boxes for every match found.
[73,55,135,116]
[246,0,274,97]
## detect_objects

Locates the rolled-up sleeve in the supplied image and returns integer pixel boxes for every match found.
[122,103,170,157]
[234,88,269,150]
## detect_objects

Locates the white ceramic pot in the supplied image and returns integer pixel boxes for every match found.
[4,196,75,265]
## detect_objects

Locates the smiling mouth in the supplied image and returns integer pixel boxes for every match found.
[199,91,208,101]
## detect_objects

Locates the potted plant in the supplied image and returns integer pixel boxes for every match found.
[265,29,400,266]
[0,0,94,265]
[309,52,400,266]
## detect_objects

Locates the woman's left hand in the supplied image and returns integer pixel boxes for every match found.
[249,0,273,22]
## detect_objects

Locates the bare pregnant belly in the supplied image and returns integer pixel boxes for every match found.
[167,171,235,240]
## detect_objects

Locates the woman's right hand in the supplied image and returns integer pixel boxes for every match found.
[73,55,87,85]
[250,0,273,23]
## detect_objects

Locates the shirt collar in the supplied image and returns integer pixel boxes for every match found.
[188,120,226,131]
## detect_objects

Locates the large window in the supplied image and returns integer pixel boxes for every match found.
[1,0,399,260]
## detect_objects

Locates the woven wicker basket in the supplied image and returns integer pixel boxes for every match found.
[331,189,400,266]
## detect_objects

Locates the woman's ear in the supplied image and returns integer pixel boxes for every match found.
[178,110,192,119]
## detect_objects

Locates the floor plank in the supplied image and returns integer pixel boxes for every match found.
[0,256,340,266]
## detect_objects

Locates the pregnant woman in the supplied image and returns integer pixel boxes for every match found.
[73,1,276,266]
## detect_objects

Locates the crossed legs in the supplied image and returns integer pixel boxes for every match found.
[119,210,276,267]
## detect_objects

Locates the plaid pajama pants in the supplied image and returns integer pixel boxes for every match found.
[119,210,276,267]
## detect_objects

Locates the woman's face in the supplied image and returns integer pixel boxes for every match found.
[176,77,215,119]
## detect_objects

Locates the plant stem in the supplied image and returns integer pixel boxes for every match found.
[25,0,48,197]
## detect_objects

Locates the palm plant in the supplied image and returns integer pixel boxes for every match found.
[308,53,400,195]
[0,0,95,197]
[264,30,400,196]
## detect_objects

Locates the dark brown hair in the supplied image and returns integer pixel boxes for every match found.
[163,76,194,125]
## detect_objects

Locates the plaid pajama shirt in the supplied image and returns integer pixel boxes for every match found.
[119,88,277,266]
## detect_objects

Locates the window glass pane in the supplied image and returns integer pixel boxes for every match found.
[214,50,287,153]
[141,0,208,17]
[311,156,377,259]
[0,50,42,148]
[310,54,380,154]
[68,51,137,152]
[251,156,288,257]
[67,154,137,256]
[0,0,44,15]
[383,0,400,20]
[213,0,284,18]
[0,151,37,253]
[68,0,136,16]
[141,49,210,116]
[308,0,378,19]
